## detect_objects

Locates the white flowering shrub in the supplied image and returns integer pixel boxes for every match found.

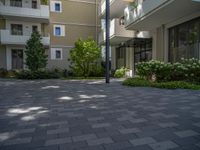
[136,58,200,83]
[114,67,128,78]
[136,60,172,82]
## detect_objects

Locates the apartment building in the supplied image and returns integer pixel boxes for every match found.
[0,0,50,70]
[98,0,151,77]
[0,0,100,70]
[124,0,200,65]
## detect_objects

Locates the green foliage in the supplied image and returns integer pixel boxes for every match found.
[123,78,200,90]
[114,67,127,78]
[70,38,101,77]
[0,68,8,78]
[136,58,200,83]
[25,31,48,72]
[41,0,48,5]
[16,69,62,80]
[89,63,105,77]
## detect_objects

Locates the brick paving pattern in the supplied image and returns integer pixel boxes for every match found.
[0,79,200,150]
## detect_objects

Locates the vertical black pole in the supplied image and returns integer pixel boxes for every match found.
[105,0,110,83]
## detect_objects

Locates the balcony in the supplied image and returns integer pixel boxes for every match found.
[99,0,129,18]
[124,0,200,30]
[0,5,49,23]
[99,18,135,45]
[0,30,50,46]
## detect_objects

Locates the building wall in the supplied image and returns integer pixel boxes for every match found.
[49,0,100,70]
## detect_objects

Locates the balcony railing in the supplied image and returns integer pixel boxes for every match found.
[0,30,50,46]
[124,0,169,28]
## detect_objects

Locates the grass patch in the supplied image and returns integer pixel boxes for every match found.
[122,78,200,90]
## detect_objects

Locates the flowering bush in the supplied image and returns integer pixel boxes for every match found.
[136,60,172,82]
[114,67,128,78]
[136,58,200,83]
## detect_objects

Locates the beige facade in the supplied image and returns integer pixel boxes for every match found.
[49,0,100,70]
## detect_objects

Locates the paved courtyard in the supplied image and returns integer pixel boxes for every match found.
[0,79,200,150]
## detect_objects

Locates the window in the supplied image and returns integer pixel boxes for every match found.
[55,27,61,36]
[50,1,62,12]
[10,0,22,7]
[11,24,23,35]
[55,3,60,12]
[169,17,200,62]
[32,0,37,9]
[51,48,62,60]
[56,50,61,59]
[32,25,38,33]
[54,25,65,37]
[134,39,152,65]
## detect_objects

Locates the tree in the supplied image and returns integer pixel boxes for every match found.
[70,38,101,77]
[25,31,48,71]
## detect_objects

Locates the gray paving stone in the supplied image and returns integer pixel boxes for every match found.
[87,117,104,122]
[193,122,200,127]
[130,137,156,146]
[45,137,72,146]
[87,137,113,146]
[47,128,69,134]
[92,123,111,128]
[196,142,200,147]
[3,137,32,145]
[149,141,178,150]
[72,134,97,142]
[130,118,147,124]
[119,128,141,134]
[158,122,179,128]
[174,130,199,138]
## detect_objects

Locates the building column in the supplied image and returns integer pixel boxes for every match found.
[6,46,11,70]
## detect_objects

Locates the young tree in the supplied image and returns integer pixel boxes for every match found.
[70,38,101,77]
[25,31,48,71]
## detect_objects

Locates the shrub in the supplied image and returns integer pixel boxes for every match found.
[123,78,200,90]
[114,67,127,78]
[0,68,8,78]
[136,58,200,83]
[89,64,105,77]
[16,69,62,79]
[70,38,101,77]
[136,60,172,82]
